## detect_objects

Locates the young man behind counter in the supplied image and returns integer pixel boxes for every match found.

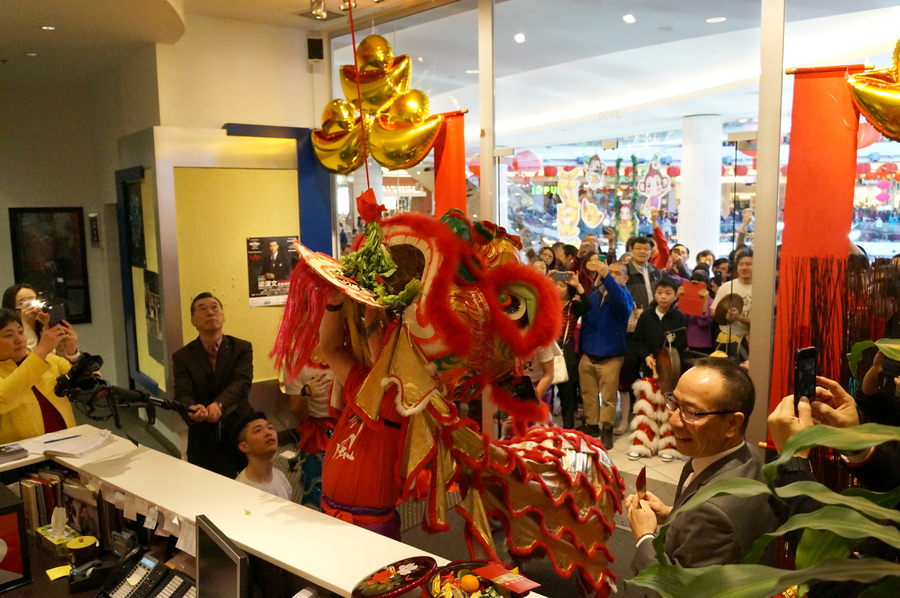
[173,293,254,478]
[235,413,292,500]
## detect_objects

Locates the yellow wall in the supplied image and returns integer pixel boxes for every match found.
[134,170,167,391]
[173,167,299,382]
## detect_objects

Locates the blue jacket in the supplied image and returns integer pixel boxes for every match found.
[579,273,634,359]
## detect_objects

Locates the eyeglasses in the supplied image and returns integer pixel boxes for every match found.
[664,393,737,423]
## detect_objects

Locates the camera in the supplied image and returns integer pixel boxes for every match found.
[54,353,104,398]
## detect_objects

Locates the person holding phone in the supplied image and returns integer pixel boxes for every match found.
[1,284,80,361]
[550,270,589,430]
[577,259,634,448]
[0,308,78,443]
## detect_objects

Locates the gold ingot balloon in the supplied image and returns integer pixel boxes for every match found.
[311,117,365,175]
[849,38,900,142]
[321,99,357,136]
[340,54,411,114]
[389,90,430,125]
[356,34,394,72]
[369,113,444,170]
[315,35,450,173]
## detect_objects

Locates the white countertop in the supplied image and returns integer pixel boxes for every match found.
[16,425,447,597]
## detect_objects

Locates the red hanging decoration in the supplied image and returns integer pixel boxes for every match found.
[666,166,681,177]
[735,165,749,176]
[857,163,871,174]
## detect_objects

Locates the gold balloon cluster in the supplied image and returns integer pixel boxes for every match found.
[849,37,900,142]
[312,35,444,174]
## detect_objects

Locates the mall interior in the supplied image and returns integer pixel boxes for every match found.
[2,1,900,597]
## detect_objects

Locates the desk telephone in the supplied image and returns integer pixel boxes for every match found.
[92,547,195,598]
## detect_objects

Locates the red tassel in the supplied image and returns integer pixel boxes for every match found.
[270,260,332,383]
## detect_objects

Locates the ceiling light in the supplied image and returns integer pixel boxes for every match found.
[514,33,526,44]
[339,0,357,11]
[417,56,423,62]
[706,17,727,23]
[25,53,38,57]
[41,26,55,31]
[622,14,636,24]
[311,0,327,19]
[465,69,479,74]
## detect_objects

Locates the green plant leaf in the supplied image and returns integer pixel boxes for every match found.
[765,424,900,484]
[795,529,852,570]
[858,575,900,597]
[742,506,900,566]
[775,481,900,524]
[875,338,900,362]
[848,340,876,378]
[628,557,900,598]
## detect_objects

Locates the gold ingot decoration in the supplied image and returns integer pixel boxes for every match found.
[311,100,365,175]
[848,38,900,142]
[313,35,445,174]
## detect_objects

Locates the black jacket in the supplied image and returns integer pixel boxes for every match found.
[629,305,687,368]
[172,335,254,477]
[625,261,661,309]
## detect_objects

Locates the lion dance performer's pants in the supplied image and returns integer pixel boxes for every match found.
[628,378,680,459]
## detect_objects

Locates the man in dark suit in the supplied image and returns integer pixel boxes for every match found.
[262,240,292,281]
[625,358,777,574]
[173,292,254,478]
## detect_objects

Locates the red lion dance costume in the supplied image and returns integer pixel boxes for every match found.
[273,204,625,596]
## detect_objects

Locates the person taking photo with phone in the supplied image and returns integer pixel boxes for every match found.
[0,308,79,443]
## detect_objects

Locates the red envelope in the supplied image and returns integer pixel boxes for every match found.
[678,280,708,317]
[473,563,540,594]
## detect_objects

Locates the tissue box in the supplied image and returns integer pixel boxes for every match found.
[36,524,80,560]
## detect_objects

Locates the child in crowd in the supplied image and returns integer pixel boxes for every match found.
[684,270,715,354]
[629,278,687,377]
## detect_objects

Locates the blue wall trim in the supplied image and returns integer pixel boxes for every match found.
[223,123,334,255]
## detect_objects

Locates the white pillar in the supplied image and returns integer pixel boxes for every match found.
[478,0,496,224]
[678,115,723,263]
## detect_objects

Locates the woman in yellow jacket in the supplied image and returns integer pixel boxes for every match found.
[0,309,79,444]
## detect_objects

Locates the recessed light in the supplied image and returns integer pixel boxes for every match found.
[417,56,422,62]
[465,69,479,74]
[41,26,55,31]
[622,14,636,24]
[706,17,727,23]
[514,33,525,44]
[25,52,38,57]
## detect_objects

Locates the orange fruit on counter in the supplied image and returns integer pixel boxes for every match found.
[460,575,480,593]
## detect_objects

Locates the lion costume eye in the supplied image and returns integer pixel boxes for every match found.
[498,293,526,320]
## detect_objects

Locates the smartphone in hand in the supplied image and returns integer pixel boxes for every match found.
[45,303,66,328]
[793,347,817,408]
[551,271,570,281]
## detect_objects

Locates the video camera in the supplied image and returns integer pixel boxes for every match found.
[55,353,190,443]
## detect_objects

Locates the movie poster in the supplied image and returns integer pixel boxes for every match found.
[247,236,299,307]
[144,270,163,362]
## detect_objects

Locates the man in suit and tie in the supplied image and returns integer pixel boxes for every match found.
[263,240,292,281]
[625,357,777,574]
[173,292,254,478]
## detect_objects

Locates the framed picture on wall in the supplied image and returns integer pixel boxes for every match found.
[8,207,92,324]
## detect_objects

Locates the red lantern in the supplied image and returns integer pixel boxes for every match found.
[624,166,633,177]
[780,165,789,176]
[865,172,879,180]
[666,166,681,177]
[563,165,578,172]
[511,151,543,178]
[735,165,749,176]
[722,166,727,176]
[468,156,480,178]
[881,163,898,174]
[606,166,616,177]
[543,165,558,177]
[857,163,871,175]
[858,122,882,149]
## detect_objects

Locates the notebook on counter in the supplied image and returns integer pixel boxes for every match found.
[21,430,113,458]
